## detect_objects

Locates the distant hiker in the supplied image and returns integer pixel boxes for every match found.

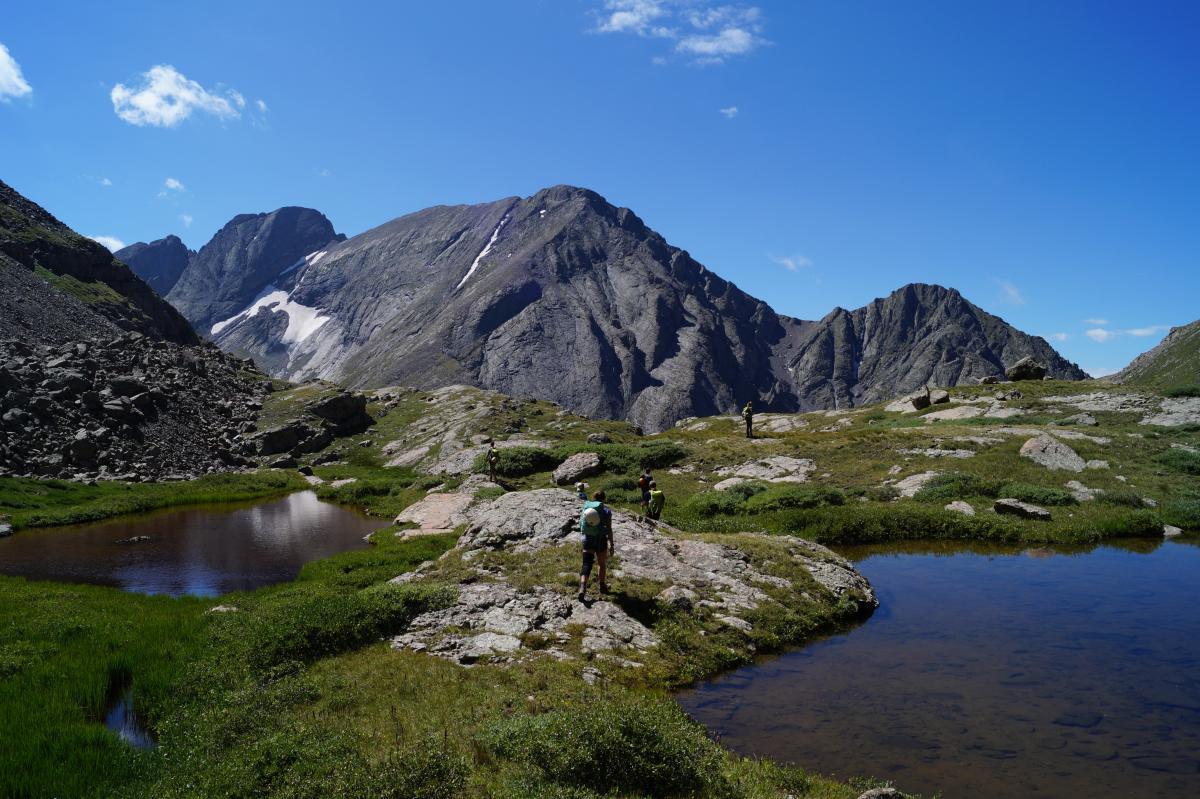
[486,442,499,481]
[647,480,665,521]
[575,481,589,500]
[743,401,755,438]
[637,467,653,519]
[578,490,614,601]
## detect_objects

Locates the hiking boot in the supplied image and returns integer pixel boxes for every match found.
[599,582,611,594]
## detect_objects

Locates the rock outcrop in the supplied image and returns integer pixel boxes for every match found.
[1019,434,1086,472]
[115,235,193,296]
[390,489,876,665]
[1005,356,1048,381]
[1115,318,1200,391]
[994,498,1052,520]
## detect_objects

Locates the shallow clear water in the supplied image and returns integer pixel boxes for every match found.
[0,491,380,596]
[677,539,1200,798]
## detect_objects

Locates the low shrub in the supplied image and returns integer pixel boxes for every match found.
[1163,385,1200,398]
[913,472,1003,502]
[866,484,900,502]
[684,491,742,516]
[723,481,767,502]
[744,485,845,513]
[484,695,731,798]
[1163,499,1200,530]
[487,448,560,478]
[1155,448,1200,475]
[1096,489,1148,509]
[365,745,468,799]
[777,503,1024,545]
[997,482,1077,506]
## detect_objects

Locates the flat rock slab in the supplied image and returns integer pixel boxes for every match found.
[1051,429,1111,444]
[1142,396,1200,427]
[715,455,816,483]
[945,500,976,516]
[1020,434,1085,472]
[899,448,975,459]
[923,406,985,422]
[754,413,809,433]
[394,492,474,536]
[893,470,940,497]
[391,489,876,665]
[995,498,1052,520]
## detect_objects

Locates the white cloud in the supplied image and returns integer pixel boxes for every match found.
[89,235,126,252]
[256,99,268,113]
[1087,367,1118,378]
[592,2,766,64]
[1049,332,1069,342]
[179,213,194,228]
[770,254,813,272]
[996,279,1025,306]
[1124,325,1168,337]
[1084,318,1109,326]
[111,65,244,127]
[719,105,738,118]
[0,43,32,101]
[100,177,113,187]
[163,177,185,191]
[1086,328,1118,343]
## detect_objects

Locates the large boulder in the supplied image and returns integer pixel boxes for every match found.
[552,452,601,485]
[1005,356,1048,381]
[306,391,374,435]
[1019,434,1085,472]
[252,422,316,455]
[994,498,1052,520]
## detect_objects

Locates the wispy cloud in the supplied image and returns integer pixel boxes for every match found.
[315,167,332,178]
[1049,332,1069,343]
[179,213,194,228]
[89,235,126,252]
[770,254,813,272]
[0,43,32,101]
[100,177,113,187]
[1124,325,1168,337]
[157,176,186,199]
[719,105,738,118]
[995,279,1025,306]
[1085,328,1118,343]
[1084,318,1109,326]
[111,65,248,127]
[592,2,767,65]
[256,99,268,113]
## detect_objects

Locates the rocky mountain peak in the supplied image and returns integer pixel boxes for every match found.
[116,234,193,296]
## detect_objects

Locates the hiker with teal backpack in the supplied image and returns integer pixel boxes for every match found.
[647,480,665,522]
[578,490,614,601]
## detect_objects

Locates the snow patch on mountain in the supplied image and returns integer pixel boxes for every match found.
[455,216,508,291]
[211,285,331,344]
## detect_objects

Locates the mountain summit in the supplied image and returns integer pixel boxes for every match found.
[133,186,1086,431]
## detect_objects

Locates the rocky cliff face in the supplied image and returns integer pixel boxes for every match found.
[163,207,344,332]
[0,179,196,345]
[115,234,193,296]
[778,283,1088,409]
[147,186,1086,432]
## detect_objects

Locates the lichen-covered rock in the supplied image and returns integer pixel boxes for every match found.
[391,489,876,665]
[944,500,975,516]
[552,452,602,485]
[1020,434,1085,472]
[715,456,815,484]
[893,471,940,497]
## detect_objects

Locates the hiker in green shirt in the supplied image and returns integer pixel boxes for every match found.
[742,400,754,439]
[578,490,614,601]
[647,481,665,522]
[486,442,499,481]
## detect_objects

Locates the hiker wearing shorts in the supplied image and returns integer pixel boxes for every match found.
[578,490,614,601]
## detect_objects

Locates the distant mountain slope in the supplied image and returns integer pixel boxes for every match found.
[778,283,1087,408]
[163,207,344,332]
[116,234,193,296]
[141,186,1085,431]
[0,178,196,344]
[1116,320,1200,390]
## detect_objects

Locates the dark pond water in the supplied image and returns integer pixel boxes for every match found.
[0,491,380,596]
[105,687,155,750]
[678,539,1200,798]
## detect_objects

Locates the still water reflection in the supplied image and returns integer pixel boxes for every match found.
[677,539,1200,798]
[0,491,380,596]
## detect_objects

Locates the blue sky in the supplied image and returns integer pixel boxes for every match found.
[1,0,1196,376]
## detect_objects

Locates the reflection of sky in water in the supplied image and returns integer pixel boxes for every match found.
[104,689,155,750]
[0,491,380,597]
[679,540,1200,799]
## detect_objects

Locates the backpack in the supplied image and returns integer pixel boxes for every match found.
[638,474,650,491]
[648,489,665,513]
[580,500,606,540]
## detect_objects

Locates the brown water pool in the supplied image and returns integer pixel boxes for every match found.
[677,538,1200,798]
[0,490,382,596]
